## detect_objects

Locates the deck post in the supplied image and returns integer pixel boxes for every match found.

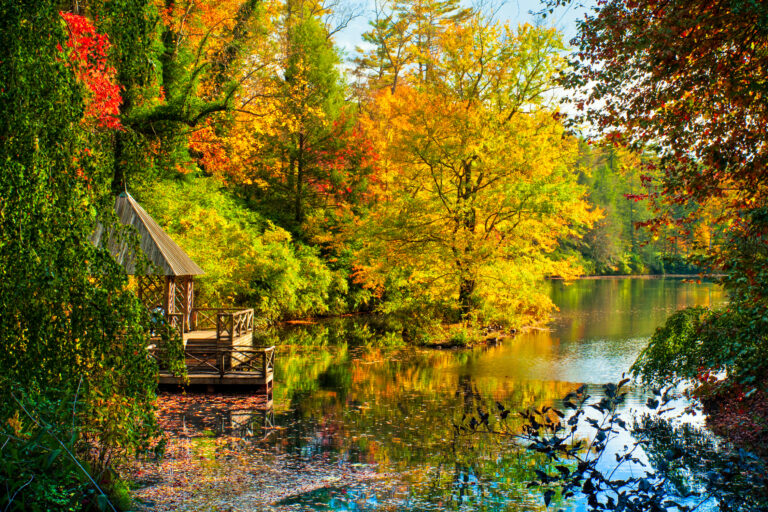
[174,276,194,332]
[262,349,267,377]
[163,276,176,316]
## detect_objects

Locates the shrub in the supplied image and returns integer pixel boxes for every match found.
[138,177,347,321]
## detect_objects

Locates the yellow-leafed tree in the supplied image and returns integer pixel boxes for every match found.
[355,17,600,325]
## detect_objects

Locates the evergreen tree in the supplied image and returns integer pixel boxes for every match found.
[254,0,347,225]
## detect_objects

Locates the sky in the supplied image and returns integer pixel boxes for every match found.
[332,0,592,60]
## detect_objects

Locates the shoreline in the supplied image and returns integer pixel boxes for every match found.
[549,273,724,280]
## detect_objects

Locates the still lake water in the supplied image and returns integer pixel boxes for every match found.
[148,278,726,511]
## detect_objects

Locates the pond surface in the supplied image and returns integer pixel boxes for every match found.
[136,278,726,511]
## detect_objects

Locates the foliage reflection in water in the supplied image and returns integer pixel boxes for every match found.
[136,278,726,511]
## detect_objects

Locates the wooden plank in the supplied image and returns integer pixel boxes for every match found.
[182,330,253,345]
[183,329,217,343]
[158,372,273,386]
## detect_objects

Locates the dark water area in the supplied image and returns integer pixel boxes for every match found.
[145,278,727,511]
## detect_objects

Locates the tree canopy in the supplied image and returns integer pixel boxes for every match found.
[543,0,768,387]
[353,15,598,325]
[3,0,745,507]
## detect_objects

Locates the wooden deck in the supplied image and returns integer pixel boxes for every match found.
[153,307,274,390]
[183,329,253,347]
[157,344,274,389]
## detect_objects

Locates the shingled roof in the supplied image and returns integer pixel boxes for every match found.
[92,192,204,276]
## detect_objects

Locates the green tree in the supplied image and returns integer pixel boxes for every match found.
[251,0,347,226]
[355,0,472,92]
[355,0,414,93]
[571,143,673,275]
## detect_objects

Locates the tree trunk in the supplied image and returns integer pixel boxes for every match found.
[458,276,475,315]
[295,132,305,223]
[457,158,477,315]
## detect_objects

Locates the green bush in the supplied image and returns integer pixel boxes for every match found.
[138,177,348,321]
[633,303,768,391]
[631,307,708,385]
[447,327,471,347]
[0,387,123,512]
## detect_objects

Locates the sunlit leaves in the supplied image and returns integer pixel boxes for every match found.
[59,11,122,130]
[354,15,598,324]
[137,177,347,320]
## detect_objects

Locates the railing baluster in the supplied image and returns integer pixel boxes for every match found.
[158,340,274,385]
[190,308,254,338]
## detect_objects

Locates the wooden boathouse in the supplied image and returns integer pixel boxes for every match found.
[93,192,274,390]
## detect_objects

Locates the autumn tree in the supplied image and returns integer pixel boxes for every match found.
[356,15,598,325]
[404,0,472,82]
[84,0,265,192]
[546,0,768,387]
[203,0,367,230]
[354,0,414,92]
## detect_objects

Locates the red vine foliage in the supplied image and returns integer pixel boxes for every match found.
[58,11,122,130]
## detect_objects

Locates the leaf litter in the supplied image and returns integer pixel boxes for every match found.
[125,391,408,511]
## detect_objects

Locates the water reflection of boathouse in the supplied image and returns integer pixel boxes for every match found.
[92,192,274,391]
[157,392,275,440]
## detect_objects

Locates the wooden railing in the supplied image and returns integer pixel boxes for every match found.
[153,345,275,378]
[216,308,254,344]
[262,346,275,376]
[227,346,274,375]
[189,307,255,345]
[190,307,242,331]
